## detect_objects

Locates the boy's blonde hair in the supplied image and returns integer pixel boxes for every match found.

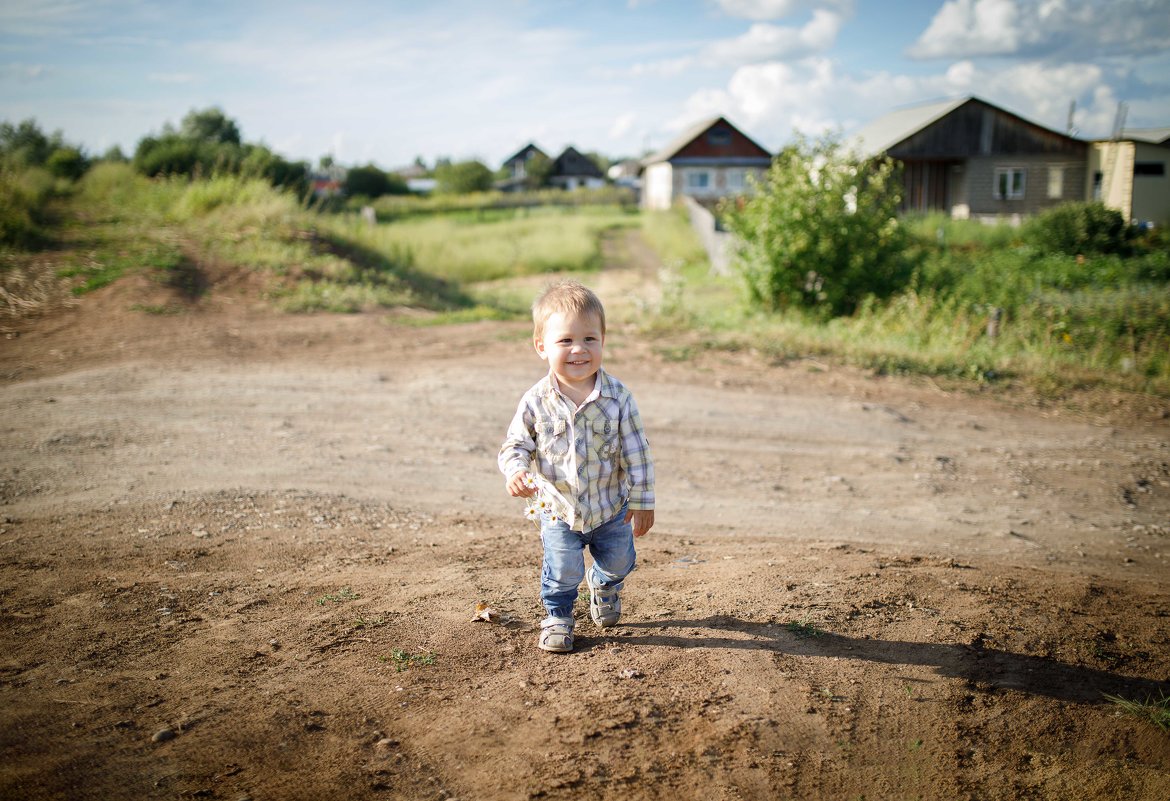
[532,279,607,339]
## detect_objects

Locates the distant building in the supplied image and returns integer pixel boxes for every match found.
[848,96,1087,222]
[498,143,548,192]
[640,116,772,211]
[549,146,605,191]
[310,164,347,198]
[1090,127,1170,226]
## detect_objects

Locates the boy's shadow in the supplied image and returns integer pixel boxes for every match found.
[603,615,1169,704]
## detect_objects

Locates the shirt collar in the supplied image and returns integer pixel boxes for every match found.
[544,369,613,403]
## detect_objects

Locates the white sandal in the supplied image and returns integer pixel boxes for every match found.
[586,570,621,628]
[538,617,574,653]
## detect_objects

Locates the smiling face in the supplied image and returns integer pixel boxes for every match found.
[535,310,605,398]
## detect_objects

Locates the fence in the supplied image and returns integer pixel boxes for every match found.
[681,195,735,275]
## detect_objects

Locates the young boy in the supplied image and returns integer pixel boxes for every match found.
[499,280,655,653]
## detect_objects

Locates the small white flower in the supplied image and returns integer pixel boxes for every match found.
[521,474,538,489]
[523,505,540,521]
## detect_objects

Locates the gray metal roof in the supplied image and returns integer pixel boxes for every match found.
[846,96,970,157]
[1121,127,1170,146]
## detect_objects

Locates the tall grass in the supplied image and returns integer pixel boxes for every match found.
[655,209,1170,396]
[324,205,638,284]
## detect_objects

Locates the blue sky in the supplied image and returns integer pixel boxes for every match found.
[2,0,1168,169]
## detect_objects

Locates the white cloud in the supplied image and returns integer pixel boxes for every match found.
[674,51,1132,150]
[909,0,1170,60]
[713,0,853,20]
[907,0,1024,59]
[702,9,843,65]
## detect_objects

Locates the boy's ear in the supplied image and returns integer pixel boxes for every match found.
[533,335,548,361]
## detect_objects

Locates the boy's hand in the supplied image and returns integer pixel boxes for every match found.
[506,471,537,498]
[625,508,654,537]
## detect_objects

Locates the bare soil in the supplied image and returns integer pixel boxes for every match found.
[2,239,1169,800]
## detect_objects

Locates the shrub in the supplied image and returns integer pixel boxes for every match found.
[724,133,913,317]
[1023,201,1134,256]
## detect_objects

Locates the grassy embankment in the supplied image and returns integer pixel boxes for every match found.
[3,163,1167,399]
[642,205,1170,400]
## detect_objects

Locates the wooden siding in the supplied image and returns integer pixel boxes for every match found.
[889,98,1086,160]
[963,155,1087,218]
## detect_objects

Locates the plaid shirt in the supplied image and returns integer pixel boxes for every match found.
[499,368,654,532]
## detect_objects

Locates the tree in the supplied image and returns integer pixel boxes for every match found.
[1,118,69,169]
[179,107,241,145]
[45,146,88,180]
[344,163,407,198]
[523,153,554,190]
[724,133,912,317]
[434,159,493,194]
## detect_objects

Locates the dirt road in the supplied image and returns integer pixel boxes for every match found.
[2,255,1168,800]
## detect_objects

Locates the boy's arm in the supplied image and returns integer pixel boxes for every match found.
[618,391,655,514]
[499,399,537,496]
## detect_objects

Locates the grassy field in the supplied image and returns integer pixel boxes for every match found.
[3,165,1168,399]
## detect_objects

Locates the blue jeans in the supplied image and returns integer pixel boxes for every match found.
[540,506,636,621]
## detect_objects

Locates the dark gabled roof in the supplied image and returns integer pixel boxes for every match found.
[551,146,604,178]
[848,95,1085,158]
[501,143,547,167]
[643,115,771,166]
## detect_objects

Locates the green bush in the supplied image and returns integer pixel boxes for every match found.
[1023,201,1134,256]
[0,167,55,246]
[724,133,913,316]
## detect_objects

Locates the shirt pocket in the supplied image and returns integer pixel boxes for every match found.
[589,419,619,463]
[535,418,569,458]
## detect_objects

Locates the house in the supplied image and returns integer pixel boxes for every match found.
[1090,127,1170,226]
[498,143,548,192]
[848,96,1088,222]
[640,116,772,211]
[549,146,605,191]
[309,164,347,199]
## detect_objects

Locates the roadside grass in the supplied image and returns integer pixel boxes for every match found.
[1104,691,1170,733]
[640,207,1170,399]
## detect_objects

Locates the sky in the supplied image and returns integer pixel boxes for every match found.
[2,0,1169,170]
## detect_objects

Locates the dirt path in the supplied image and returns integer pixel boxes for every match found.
[2,238,1169,800]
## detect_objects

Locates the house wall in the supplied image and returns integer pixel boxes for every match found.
[1089,142,1135,220]
[643,163,765,210]
[643,163,674,210]
[1131,142,1170,225]
[962,155,1086,221]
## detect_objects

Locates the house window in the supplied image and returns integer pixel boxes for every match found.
[726,169,745,191]
[994,168,1026,200]
[1092,171,1103,200]
[1047,166,1064,199]
[686,170,711,190]
[1134,162,1166,176]
[707,128,732,146]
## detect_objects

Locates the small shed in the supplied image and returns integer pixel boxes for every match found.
[641,116,772,211]
[1090,127,1170,225]
[849,96,1087,221]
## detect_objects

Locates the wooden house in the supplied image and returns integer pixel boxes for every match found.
[1090,127,1170,226]
[849,96,1087,221]
[640,116,772,211]
[549,146,605,191]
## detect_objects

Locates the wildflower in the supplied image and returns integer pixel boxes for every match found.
[521,474,538,490]
[523,505,540,521]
